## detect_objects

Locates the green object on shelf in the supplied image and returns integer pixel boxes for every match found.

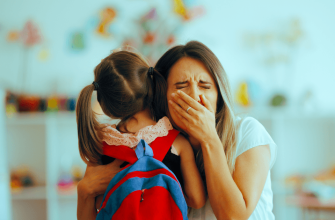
[270,94,286,106]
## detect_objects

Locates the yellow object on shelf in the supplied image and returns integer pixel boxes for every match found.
[236,82,250,107]
[47,96,59,111]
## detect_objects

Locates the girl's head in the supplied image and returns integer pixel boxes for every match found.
[76,51,167,164]
[155,41,237,174]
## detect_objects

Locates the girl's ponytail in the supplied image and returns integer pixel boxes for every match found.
[76,84,102,164]
[150,68,167,121]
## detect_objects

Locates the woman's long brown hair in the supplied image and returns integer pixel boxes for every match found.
[76,51,167,164]
[155,41,237,182]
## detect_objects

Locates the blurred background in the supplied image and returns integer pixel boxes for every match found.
[1,0,335,219]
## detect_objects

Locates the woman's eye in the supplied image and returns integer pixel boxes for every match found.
[202,86,211,89]
[176,87,186,89]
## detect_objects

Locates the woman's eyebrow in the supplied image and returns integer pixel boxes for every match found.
[174,80,188,85]
[199,80,212,84]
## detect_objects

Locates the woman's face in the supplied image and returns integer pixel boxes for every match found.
[166,57,218,132]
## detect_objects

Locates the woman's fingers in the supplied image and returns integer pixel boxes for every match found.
[175,90,203,111]
[200,94,214,113]
[171,93,195,116]
[169,99,193,120]
[172,105,191,131]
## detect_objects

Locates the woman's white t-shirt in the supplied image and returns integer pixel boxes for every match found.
[188,116,277,220]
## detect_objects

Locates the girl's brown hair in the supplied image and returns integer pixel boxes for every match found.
[76,51,167,164]
[155,41,237,179]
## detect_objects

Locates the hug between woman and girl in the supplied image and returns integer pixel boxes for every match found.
[76,41,277,220]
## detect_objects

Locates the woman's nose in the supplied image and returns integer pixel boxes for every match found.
[188,85,201,102]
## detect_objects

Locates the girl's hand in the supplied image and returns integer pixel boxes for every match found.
[168,90,218,146]
[77,159,124,198]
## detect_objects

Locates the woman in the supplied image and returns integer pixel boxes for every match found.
[77,41,277,220]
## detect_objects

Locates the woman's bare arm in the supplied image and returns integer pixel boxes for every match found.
[77,160,123,220]
[169,91,271,219]
[202,137,270,219]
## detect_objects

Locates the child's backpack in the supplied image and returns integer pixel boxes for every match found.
[96,129,188,220]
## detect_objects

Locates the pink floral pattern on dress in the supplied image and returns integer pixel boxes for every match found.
[101,116,173,148]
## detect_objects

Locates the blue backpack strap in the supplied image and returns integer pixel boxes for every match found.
[135,139,154,159]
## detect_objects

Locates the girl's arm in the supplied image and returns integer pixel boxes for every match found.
[169,91,271,219]
[77,160,123,220]
[173,134,206,209]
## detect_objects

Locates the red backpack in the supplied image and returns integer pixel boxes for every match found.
[96,129,189,220]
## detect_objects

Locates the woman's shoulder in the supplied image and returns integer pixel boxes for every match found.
[235,116,277,168]
[236,116,263,131]
[235,116,268,139]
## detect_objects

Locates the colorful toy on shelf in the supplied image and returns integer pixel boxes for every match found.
[270,94,286,107]
[285,167,335,202]
[173,0,187,18]
[38,98,48,111]
[71,165,84,183]
[5,91,18,116]
[38,47,50,61]
[21,20,41,47]
[66,98,76,111]
[58,97,68,111]
[96,7,117,37]
[6,20,43,93]
[285,174,306,193]
[167,35,175,45]
[47,96,59,111]
[16,166,35,187]
[71,31,85,50]
[17,95,40,112]
[314,166,335,183]
[119,1,204,64]
[7,30,20,42]
[57,165,83,194]
[235,80,263,107]
[57,173,75,193]
[10,166,35,193]
[6,20,42,46]
[10,173,22,193]
[4,90,77,114]
[173,0,205,21]
[236,82,250,107]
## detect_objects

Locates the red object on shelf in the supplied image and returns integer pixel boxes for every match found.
[18,96,40,112]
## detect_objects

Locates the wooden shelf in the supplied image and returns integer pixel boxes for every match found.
[6,112,76,126]
[6,111,119,126]
[11,186,46,200]
[235,106,335,120]
[57,191,77,200]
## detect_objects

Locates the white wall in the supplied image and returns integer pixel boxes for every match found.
[0,0,335,111]
[0,89,12,220]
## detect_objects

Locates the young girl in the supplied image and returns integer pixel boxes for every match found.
[76,50,206,211]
